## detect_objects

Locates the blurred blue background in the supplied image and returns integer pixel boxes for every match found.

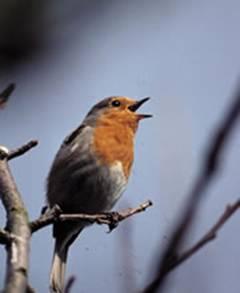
[1,0,240,292]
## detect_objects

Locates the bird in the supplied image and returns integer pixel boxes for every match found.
[46,96,152,292]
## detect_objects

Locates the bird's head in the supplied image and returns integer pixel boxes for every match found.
[85,96,152,133]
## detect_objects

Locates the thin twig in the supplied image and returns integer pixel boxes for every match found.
[0,83,15,109]
[30,200,153,234]
[8,140,38,160]
[165,199,240,273]
[144,82,240,293]
[64,276,76,293]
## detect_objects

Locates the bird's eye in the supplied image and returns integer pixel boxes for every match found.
[111,100,121,107]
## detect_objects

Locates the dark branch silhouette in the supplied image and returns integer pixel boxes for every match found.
[163,199,240,273]
[144,81,240,293]
[64,276,76,293]
[0,83,15,109]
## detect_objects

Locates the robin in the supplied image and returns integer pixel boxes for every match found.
[47,96,152,292]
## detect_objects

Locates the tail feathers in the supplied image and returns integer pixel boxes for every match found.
[49,224,83,293]
[50,241,68,293]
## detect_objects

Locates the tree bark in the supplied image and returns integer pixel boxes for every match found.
[0,149,30,293]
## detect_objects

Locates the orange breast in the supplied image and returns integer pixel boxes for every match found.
[92,119,134,179]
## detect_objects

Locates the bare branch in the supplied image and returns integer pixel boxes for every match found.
[165,199,240,273]
[0,83,15,109]
[30,205,62,233]
[144,82,240,293]
[30,200,153,234]
[8,140,38,160]
[0,148,31,292]
[64,276,76,293]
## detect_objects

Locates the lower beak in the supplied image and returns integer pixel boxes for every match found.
[128,97,152,119]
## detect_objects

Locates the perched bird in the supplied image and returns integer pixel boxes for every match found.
[47,96,151,292]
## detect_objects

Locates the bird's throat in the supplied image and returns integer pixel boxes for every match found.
[92,122,134,178]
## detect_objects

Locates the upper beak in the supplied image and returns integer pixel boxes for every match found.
[128,97,152,118]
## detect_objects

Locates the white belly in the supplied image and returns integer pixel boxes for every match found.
[106,160,127,210]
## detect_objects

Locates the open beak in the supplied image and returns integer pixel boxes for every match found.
[128,97,152,119]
